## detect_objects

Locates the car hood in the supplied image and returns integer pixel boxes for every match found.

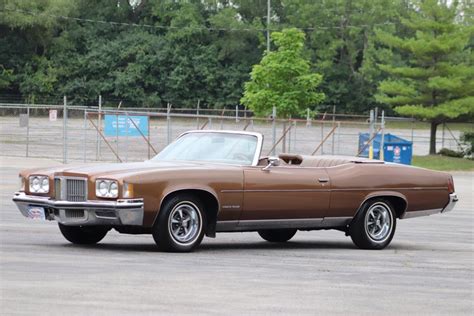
[21,160,240,179]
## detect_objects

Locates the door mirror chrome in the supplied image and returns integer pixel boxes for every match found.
[262,156,280,171]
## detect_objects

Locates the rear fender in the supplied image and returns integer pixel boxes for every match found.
[355,191,408,219]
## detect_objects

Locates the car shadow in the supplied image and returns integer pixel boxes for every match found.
[59,239,361,253]
[200,240,357,251]
[57,238,432,253]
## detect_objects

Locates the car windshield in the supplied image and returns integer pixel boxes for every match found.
[151,132,259,165]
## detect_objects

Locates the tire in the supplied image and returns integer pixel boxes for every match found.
[153,194,206,252]
[258,229,297,243]
[349,199,396,250]
[58,223,109,245]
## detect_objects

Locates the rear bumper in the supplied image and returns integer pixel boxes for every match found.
[12,192,144,226]
[401,193,458,219]
[442,193,458,213]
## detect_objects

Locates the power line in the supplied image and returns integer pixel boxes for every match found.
[2,8,396,32]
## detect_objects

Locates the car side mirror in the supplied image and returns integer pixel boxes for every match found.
[262,156,280,171]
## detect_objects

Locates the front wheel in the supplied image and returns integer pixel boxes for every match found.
[258,229,297,243]
[58,223,109,245]
[153,194,206,252]
[349,199,396,250]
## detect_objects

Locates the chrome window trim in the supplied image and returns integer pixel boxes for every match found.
[175,130,264,167]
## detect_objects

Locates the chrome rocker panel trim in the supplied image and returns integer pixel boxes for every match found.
[12,192,144,226]
[400,193,458,219]
[215,217,352,232]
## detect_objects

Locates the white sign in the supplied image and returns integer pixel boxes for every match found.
[49,110,57,122]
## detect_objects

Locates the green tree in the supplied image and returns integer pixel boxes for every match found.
[241,28,325,118]
[284,0,405,113]
[375,0,474,154]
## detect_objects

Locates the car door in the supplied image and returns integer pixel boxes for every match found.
[240,165,330,221]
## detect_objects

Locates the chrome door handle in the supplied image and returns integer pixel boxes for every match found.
[318,178,329,183]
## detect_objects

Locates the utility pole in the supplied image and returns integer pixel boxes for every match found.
[267,0,271,52]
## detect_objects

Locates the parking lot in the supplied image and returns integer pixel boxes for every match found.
[0,156,472,315]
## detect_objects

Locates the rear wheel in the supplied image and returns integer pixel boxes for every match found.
[258,229,297,243]
[349,199,396,250]
[58,223,109,245]
[153,194,206,252]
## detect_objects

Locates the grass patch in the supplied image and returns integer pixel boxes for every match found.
[412,155,474,171]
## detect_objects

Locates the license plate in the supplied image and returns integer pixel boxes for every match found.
[27,207,45,220]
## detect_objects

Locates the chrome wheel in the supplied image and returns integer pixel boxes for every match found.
[168,201,202,245]
[364,202,393,242]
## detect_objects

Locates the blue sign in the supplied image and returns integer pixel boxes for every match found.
[104,115,149,137]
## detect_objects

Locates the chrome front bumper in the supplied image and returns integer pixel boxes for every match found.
[12,192,144,226]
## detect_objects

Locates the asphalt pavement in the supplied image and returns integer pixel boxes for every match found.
[0,157,472,315]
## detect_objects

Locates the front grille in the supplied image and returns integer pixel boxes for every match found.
[54,177,87,201]
[54,178,61,200]
[65,209,85,218]
[66,179,87,201]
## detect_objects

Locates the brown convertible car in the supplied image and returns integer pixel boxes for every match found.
[13,130,457,252]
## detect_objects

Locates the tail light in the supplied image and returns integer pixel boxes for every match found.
[447,176,455,193]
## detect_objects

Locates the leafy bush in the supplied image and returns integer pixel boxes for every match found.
[438,148,464,158]
[461,132,474,156]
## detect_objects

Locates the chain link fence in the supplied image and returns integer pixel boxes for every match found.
[0,103,465,163]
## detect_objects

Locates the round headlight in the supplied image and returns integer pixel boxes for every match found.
[109,182,118,197]
[41,178,49,192]
[99,181,108,195]
[32,177,40,192]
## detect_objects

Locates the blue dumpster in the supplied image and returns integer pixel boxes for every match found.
[358,133,413,165]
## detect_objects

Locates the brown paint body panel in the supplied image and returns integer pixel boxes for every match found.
[241,166,330,220]
[327,163,450,217]
[19,158,452,228]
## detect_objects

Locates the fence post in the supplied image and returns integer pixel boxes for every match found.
[288,120,291,153]
[331,105,336,155]
[442,122,445,149]
[235,105,239,123]
[306,108,311,127]
[147,114,151,159]
[320,122,324,155]
[272,106,276,156]
[337,122,341,155]
[116,113,119,162]
[83,110,87,162]
[380,110,385,161]
[125,112,129,162]
[26,107,30,158]
[292,121,297,153]
[368,109,374,159]
[96,95,102,160]
[63,96,68,164]
[196,99,200,129]
[167,103,171,144]
[282,120,287,153]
